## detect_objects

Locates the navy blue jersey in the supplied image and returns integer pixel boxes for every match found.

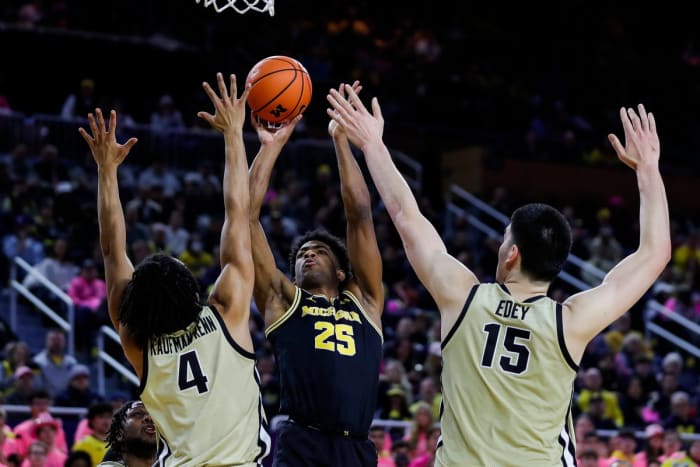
[265,286,383,436]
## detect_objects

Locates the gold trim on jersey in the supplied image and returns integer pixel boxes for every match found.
[265,286,302,337]
[343,290,383,342]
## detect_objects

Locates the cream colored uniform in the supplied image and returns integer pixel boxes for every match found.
[436,283,578,467]
[140,305,270,466]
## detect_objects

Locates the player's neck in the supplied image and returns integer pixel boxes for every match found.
[307,286,340,302]
[503,275,549,299]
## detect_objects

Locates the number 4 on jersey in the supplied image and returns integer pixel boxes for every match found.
[178,350,209,394]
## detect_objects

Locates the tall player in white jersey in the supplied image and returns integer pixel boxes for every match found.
[79,73,270,466]
[327,88,671,466]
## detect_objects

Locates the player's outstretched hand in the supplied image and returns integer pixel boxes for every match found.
[608,103,660,171]
[198,72,250,134]
[79,108,137,170]
[328,80,362,139]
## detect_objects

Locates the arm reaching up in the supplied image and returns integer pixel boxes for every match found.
[563,104,671,360]
[197,73,256,350]
[328,81,383,328]
[248,114,302,327]
[326,84,478,335]
[78,109,141,371]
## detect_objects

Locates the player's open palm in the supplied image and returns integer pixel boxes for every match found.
[608,103,660,171]
[198,72,250,134]
[79,109,137,170]
[327,83,384,150]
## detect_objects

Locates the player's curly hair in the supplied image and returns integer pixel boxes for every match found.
[105,400,134,459]
[289,228,351,289]
[119,253,202,349]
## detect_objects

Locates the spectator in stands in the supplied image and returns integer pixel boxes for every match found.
[409,376,441,421]
[577,449,600,467]
[408,425,440,467]
[13,398,68,461]
[660,351,698,394]
[658,429,688,463]
[67,259,107,353]
[24,440,50,467]
[32,144,70,189]
[2,216,44,268]
[176,234,214,286]
[63,450,92,467]
[99,400,156,467]
[403,401,433,459]
[22,237,79,295]
[631,354,660,396]
[617,376,647,429]
[60,79,98,120]
[583,394,618,431]
[689,439,700,465]
[605,428,637,466]
[71,402,113,466]
[150,94,185,131]
[379,385,412,442]
[577,367,624,427]
[662,391,700,434]
[634,423,664,466]
[162,210,189,256]
[32,412,67,467]
[0,408,20,464]
[4,366,41,405]
[136,159,181,199]
[32,329,77,398]
[0,342,39,393]
[54,365,103,408]
[370,425,395,467]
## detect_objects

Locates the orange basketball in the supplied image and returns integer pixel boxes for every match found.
[245,55,312,125]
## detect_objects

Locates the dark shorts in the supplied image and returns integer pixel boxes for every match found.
[272,420,377,467]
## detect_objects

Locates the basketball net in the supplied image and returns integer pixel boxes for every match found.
[195,0,274,16]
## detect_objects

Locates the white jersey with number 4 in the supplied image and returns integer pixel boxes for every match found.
[140,305,270,466]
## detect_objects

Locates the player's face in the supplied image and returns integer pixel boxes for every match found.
[295,240,339,287]
[124,402,157,444]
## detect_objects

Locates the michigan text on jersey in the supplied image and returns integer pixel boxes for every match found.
[301,305,361,323]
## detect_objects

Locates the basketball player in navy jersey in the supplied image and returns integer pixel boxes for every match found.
[80,73,270,466]
[327,87,670,466]
[249,81,384,467]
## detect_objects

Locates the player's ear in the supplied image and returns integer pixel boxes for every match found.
[505,244,520,268]
[336,269,346,284]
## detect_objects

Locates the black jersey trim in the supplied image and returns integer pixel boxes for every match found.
[138,342,148,395]
[441,284,479,350]
[498,282,546,303]
[556,303,579,372]
[265,286,302,337]
[209,305,256,360]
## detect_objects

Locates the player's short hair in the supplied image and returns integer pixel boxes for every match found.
[510,203,572,282]
[289,228,351,289]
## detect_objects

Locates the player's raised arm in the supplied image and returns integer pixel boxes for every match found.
[563,104,671,357]
[329,81,384,327]
[197,73,255,338]
[248,113,302,327]
[327,85,478,331]
[78,109,140,367]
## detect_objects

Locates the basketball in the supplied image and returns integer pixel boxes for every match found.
[245,55,312,126]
